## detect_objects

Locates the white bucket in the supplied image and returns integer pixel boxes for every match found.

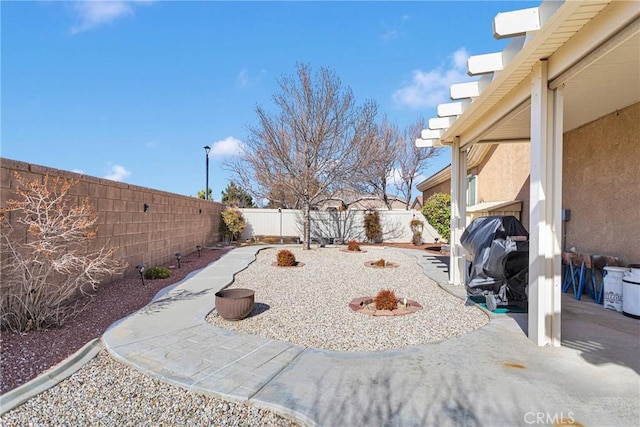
[603,266,628,312]
[622,265,640,318]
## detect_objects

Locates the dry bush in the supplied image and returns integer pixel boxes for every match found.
[347,240,361,251]
[0,173,125,332]
[276,249,297,267]
[374,289,397,311]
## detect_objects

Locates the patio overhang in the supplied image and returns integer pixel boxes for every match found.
[416,0,640,347]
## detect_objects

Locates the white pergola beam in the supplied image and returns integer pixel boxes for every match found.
[420,129,444,139]
[415,138,444,148]
[421,128,444,140]
[468,52,504,75]
[450,78,490,99]
[467,36,525,76]
[493,7,541,39]
[438,100,471,117]
[429,116,456,130]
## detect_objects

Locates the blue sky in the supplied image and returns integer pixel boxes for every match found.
[1,0,537,202]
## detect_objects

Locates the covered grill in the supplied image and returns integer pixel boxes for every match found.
[460,215,529,311]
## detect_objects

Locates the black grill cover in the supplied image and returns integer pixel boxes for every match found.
[460,215,529,305]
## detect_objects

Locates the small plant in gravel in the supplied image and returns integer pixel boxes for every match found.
[374,289,398,311]
[374,258,386,267]
[276,249,297,267]
[347,240,361,251]
[144,267,172,280]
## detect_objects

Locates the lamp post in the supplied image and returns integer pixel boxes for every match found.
[204,145,211,200]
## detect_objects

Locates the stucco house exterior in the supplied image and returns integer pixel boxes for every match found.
[414,0,639,346]
[417,143,531,227]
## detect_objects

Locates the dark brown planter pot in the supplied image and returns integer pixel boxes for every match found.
[215,288,255,320]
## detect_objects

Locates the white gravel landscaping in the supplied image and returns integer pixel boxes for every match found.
[207,246,489,352]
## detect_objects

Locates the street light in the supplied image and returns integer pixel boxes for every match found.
[204,145,211,200]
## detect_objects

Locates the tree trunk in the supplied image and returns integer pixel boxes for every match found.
[303,200,311,250]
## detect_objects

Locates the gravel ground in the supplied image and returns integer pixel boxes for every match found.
[207,246,489,352]
[1,351,299,427]
[0,246,233,394]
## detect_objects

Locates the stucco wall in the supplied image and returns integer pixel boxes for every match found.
[423,181,451,202]
[1,158,224,285]
[562,102,640,265]
[420,144,530,228]
[472,143,531,228]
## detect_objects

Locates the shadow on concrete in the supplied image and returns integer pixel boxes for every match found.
[264,351,529,427]
[560,294,639,374]
[139,288,212,315]
[423,254,450,271]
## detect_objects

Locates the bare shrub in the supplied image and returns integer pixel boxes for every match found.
[0,173,125,332]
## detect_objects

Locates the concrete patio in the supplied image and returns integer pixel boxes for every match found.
[99,245,639,426]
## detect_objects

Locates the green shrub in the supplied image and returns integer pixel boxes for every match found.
[144,266,172,280]
[363,211,382,243]
[374,289,397,310]
[277,249,297,267]
[221,207,246,242]
[422,193,451,242]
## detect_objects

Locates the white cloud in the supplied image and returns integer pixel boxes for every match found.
[392,47,472,109]
[210,136,243,157]
[381,29,399,43]
[70,1,153,34]
[236,68,266,88]
[104,164,131,181]
[72,168,85,175]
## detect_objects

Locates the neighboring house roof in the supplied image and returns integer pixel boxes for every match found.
[410,196,423,210]
[316,189,408,210]
[416,144,491,191]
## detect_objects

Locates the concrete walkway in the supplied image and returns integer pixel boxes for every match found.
[103,245,639,426]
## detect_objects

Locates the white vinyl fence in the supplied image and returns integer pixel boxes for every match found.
[239,208,440,244]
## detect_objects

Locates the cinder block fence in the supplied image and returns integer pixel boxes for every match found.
[1,158,224,286]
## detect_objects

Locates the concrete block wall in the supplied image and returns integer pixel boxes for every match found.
[1,158,224,285]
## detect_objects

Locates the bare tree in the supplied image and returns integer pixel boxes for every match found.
[397,117,442,209]
[354,116,402,210]
[1,173,125,332]
[227,64,378,249]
